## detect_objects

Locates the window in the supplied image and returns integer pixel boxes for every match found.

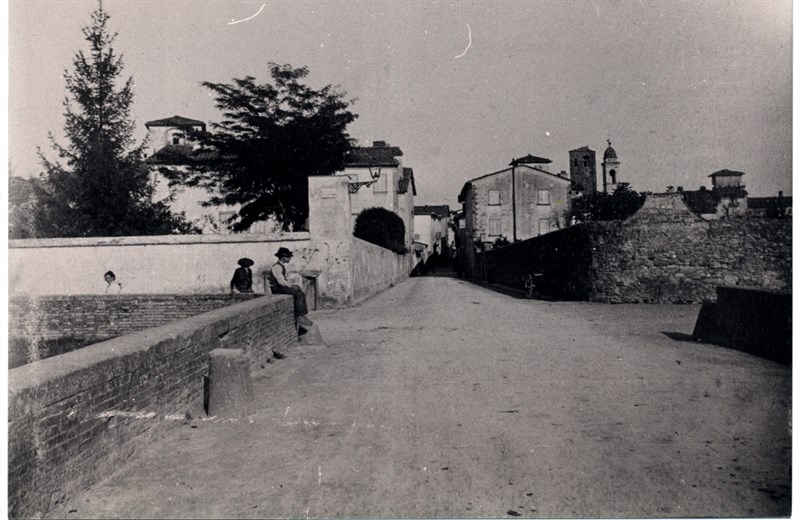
[538,219,550,235]
[414,233,420,240]
[488,189,500,205]
[583,155,590,167]
[489,219,501,236]
[573,158,578,167]
[537,189,550,205]
[609,170,617,184]
[373,173,388,193]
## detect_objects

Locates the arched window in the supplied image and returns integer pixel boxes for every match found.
[609,169,616,183]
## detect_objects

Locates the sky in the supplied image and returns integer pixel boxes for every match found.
[8,0,793,206]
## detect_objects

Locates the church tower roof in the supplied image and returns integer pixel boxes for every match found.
[603,140,617,160]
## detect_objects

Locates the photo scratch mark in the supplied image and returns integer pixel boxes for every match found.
[455,24,472,59]
[318,465,322,485]
[227,3,266,26]
[284,406,291,417]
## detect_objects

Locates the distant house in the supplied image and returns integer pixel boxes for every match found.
[413,205,451,263]
[748,193,792,218]
[458,155,571,245]
[144,115,256,233]
[340,141,416,250]
[682,169,748,219]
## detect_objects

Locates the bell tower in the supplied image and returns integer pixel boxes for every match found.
[602,140,620,193]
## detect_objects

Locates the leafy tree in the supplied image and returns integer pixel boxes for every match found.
[572,182,645,222]
[354,207,407,254]
[33,1,196,237]
[163,64,358,232]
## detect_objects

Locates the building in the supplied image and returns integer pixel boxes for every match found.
[340,141,416,250]
[144,115,257,232]
[681,169,749,219]
[413,205,451,263]
[601,140,621,193]
[568,146,597,195]
[458,154,571,253]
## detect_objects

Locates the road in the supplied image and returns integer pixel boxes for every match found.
[49,276,791,518]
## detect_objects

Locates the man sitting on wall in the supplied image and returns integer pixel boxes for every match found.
[268,247,313,328]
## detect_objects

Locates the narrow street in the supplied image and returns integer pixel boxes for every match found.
[50,277,791,518]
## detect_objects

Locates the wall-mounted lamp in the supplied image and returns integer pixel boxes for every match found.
[347,165,383,194]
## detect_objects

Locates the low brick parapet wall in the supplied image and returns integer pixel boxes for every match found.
[8,294,295,519]
[10,293,260,342]
[693,286,791,364]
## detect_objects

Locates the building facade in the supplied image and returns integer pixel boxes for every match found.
[340,141,416,250]
[413,205,451,263]
[458,156,571,250]
[601,140,621,193]
[568,146,597,195]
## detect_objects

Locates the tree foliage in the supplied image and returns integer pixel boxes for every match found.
[32,2,196,238]
[164,64,358,232]
[572,182,646,222]
[354,207,407,254]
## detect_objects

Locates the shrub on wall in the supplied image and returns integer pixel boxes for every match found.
[354,207,407,254]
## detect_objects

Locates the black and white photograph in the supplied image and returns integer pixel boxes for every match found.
[7,0,792,518]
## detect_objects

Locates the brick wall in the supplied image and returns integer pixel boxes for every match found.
[8,295,295,518]
[483,194,791,303]
[9,294,259,367]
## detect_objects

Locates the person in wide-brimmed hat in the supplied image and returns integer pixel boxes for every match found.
[230,257,254,293]
[267,248,313,328]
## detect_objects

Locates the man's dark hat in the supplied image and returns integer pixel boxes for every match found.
[237,257,254,267]
[275,247,293,258]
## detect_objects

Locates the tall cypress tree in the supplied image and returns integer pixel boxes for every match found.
[33,1,196,237]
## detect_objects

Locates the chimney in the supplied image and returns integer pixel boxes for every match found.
[373,140,387,148]
[559,170,567,177]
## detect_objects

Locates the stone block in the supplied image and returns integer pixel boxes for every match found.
[207,349,254,418]
[298,324,325,346]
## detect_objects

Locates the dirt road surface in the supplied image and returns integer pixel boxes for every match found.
[48,277,791,518]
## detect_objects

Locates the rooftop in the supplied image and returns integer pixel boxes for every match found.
[145,115,206,129]
[344,141,403,167]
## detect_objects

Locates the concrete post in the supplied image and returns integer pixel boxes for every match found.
[207,349,254,418]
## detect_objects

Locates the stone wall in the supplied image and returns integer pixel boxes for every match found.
[483,193,791,303]
[8,295,295,519]
[8,233,313,296]
[9,294,259,367]
[352,237,413,304]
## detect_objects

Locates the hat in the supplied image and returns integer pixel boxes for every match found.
[237,257,254,267]
[275,247,293,258]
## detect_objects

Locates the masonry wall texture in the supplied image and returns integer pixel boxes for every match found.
[483,194,791,303]
[8,295,295,519]
[10,293,257,341]
[352,237,413,304]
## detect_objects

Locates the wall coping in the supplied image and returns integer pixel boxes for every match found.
[10,293,260,303]
[8,294,292,416]
[9,232,311,249]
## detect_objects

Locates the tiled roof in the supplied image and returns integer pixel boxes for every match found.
[415,205,450,218]
[344,144,403,167]
[145,115,206,128]
[709,169,745,177]
[510,154,552,165]
[569,146,594,153]
[466,164,571,185]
